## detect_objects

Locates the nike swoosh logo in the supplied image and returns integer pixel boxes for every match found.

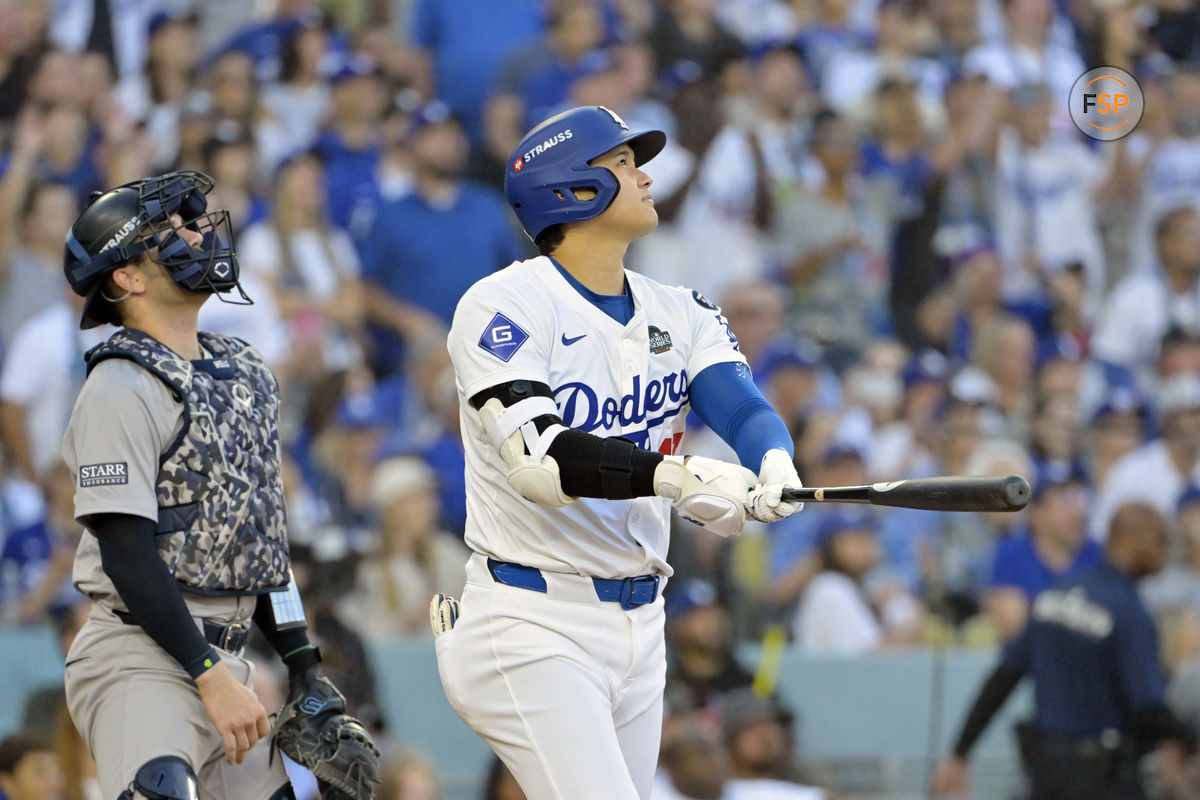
[561,333,587,346]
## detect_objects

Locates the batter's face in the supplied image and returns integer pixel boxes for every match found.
[589,144,658,240]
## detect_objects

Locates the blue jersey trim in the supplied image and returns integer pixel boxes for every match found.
[550,257,634,325]
[691,361,793,468]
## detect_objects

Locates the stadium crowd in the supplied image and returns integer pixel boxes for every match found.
[2,0,1200,797]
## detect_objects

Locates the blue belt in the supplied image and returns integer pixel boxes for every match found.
[486,558,660,611]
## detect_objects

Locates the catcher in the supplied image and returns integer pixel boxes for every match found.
[58,172,379,800]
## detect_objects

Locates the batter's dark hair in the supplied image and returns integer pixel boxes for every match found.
[535,224,566,256]
[0,732,53,775]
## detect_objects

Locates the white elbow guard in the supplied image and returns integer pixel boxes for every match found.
[479,397,576,508]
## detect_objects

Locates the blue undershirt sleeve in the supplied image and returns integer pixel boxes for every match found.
[690,361,794,470]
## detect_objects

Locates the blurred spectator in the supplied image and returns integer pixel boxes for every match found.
[718,282,787,376]
[1091,374,1200,540]
[794,0,872,90]
[110,11,201,172]
[961,0,1085,130]
[656,717,730,800]
[1142,485,1200,669]
[646,0,744,88]
[46,0,155,84]
[0,731,63,800]
[985,466,1101,641]
[775,110,887,363]
[821,0,946,113]
[1,463,84,626]
[721,688,825,798]
[379,749,442,800]
[867,348,948,480]
[258,18,332,174]
[481,754,527,800]
[484,0,608,167]
[970,314,1035,437]
[1093,205,1200,390]
[200,134,268,234]
[650,42,809,296]
[792,512,924,653]
[1084,387,1150,488]
[312,55,386,237]
[0,110,79,344]
[239,151,366,377]
[410,0,542,153]
[1127,69,1200,273]
[201,49,262,147]
[768,443,865,615]
[359,101,524,377]
[664,579,753,717]
[992,84,1110,313]
[337,456,469,639]
[0,292,105,481]
[927,438,1034,627]
[0,0,50,123]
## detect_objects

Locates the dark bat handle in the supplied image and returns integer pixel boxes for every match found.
[780,474,1031,512]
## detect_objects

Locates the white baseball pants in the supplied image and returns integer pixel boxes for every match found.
[436,553,667,799]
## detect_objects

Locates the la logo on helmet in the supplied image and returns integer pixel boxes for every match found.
[599,106,629,131]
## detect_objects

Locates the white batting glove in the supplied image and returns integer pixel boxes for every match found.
[748,448,804,522]
[654,455,757,538]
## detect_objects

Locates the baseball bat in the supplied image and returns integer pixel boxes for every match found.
[780,474,1030,512]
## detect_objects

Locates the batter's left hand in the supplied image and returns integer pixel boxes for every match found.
[748,448,803,522]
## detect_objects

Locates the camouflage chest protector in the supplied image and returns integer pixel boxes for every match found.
[87,328,290,594]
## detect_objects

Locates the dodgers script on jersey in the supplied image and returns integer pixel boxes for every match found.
[447,256,746,579]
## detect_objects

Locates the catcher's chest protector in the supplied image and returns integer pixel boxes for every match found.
[86,328,290,593]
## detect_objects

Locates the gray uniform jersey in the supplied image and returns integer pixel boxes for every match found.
[62,356,244,619]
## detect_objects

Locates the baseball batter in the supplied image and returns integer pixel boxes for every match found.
[432,106,805,799]
[58,172,378,800]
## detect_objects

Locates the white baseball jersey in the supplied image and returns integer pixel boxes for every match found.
[447,255,746,579]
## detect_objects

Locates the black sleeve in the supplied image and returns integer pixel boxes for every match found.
[471,380,665,500]
[1127,704,1196,748]
[253,594,320,681]
[952,664,1024,759]
[92,513,219,679]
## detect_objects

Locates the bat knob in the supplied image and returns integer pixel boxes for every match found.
[1002,475,1031,511]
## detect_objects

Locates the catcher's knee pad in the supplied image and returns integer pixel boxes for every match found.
[119,756,198,800]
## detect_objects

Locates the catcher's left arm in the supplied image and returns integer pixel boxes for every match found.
[253,584,380,800]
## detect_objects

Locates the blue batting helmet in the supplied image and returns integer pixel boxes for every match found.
[504,105,666,241]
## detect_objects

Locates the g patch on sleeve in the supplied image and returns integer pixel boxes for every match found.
[478,312,529,363]
[79,462,129,487]
[691,290,718,310]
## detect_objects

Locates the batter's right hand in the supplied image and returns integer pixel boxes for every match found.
[196,661,272,765]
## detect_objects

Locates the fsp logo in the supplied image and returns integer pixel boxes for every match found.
[1069,66,1144,141]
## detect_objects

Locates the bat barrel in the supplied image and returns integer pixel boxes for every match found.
[781,475,1030,512]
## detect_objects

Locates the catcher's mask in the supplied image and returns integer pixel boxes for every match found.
[64,170,251,329]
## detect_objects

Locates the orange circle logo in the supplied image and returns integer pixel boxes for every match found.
[1068,67,1144,141]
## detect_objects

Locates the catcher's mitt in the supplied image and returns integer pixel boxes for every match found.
[272,675,380,800]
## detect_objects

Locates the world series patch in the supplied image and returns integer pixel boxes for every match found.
[648,326,673,354]
[79,462,128,487]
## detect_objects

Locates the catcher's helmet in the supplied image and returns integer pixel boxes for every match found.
[504,105,666,242]
[64,171,247,329]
